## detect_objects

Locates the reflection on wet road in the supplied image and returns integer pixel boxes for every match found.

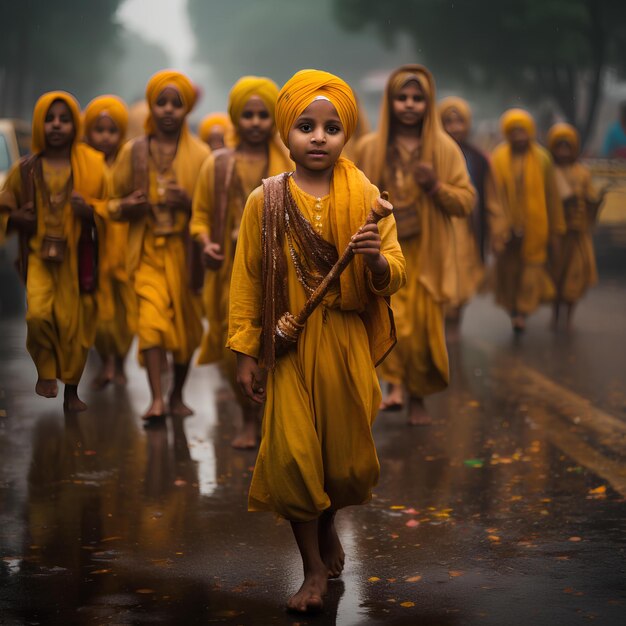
[1,280,625,625]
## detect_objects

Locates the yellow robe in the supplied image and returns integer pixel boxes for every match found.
[94,163,137,359]
[357,133,475,397]
[190,143,292,405]
[110,131,210,364]
[227,175,405,521]
[492,143,566,315]
[0,146,108,384]
[552,162,599,303]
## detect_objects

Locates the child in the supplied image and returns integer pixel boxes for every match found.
[83,95,136,388]
[198,112,235,151]
[191,76,292,449]
[227,70,406,612]
[439,97,509,329]
[547,123,602,330]
[109,70,210,419]
[491,109,566,333]
[0,91,108,410]
[356,65,475,425]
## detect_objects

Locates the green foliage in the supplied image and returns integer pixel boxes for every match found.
[334,0,626,141]
[0,0,124,117]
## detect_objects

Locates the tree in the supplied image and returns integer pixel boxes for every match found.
[0,0,124,118]
[334,0,626,144]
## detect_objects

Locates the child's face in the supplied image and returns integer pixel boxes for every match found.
[442,109,468,144]
[44,100,75,150]
[552,140,575,165]
[508,127,530,153]
[151,87,186,135]
[238,96,273,146]
[391,81,427,127]
[87,114,121,159]
[207,125,226,151]
[288,99,345,173]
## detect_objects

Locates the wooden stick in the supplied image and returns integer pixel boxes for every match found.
[275,191,393,356]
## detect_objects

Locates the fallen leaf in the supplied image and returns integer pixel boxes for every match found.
[488,535,501,542]
[83,450,97,456]
[390,505,405,510]
[135,588,155,594]
[449,571,464,578]
[91,569,110,575]
[406,576,422,582]
[405,519,420,528]
[588,485,606,495]
[173,479,187,487]
[368,577,380,582]
[390,533,399,539]
[400,601,415,608]
[464,459,484,468]
[402,508,419,515]
[568,536,582,542]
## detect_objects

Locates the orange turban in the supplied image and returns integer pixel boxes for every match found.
[439,96,472,126]
[500,108,536,139]
[275,69,358,147]
[144,69,197,134]
[547,122,580,154]
[31,91,82,154]
[83,94,129,141]
[228,76,280,127]
[199,112,232,142]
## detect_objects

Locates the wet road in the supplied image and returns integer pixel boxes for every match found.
[1,275,625,624]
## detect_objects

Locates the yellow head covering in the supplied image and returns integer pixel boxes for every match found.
[83,94,129,141]
[547,122,580,155]
[144,70,197,135]
[275,69,358,147]
[228,76,279,126]
[199,112,234,145]
[438,96,472,126]
[32,91,82,154]
[500,108,536,139]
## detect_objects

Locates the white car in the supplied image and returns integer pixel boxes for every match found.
[0,119,30,187]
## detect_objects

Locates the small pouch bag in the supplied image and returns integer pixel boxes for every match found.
[40,234,67,263]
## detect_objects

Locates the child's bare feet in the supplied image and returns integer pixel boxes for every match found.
[287,567,327,613]
[142,397,166,420]
[63,385,87,412]
[35,378,58,398]
[407,396,432,426]
[91,356,114,389]
[379,383,404,411]
[231,419,258,449]
[113,357,128,385]
[319,512,345,579]
[169,394,193,418]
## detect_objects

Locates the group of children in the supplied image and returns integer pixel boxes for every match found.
[0,65,602,613]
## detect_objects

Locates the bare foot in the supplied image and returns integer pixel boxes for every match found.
[63,385,87,412]
[142,397,166,420]
[379,383,404,411]
[231,419,258,449]
[113,357,127,385]
[319,513,345,579]
[35,378,58,398]
[169,395,194,418]
[512,315,526,334]
[408,397,432,426]
[286,568,327,613]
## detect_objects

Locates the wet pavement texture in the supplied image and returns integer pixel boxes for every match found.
[1,277,625,625]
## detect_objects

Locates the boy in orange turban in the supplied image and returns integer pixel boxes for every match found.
[83,95,137,389]
[228,69,405,612]
[191,76,291,449]
[198,112,234,151]
[547,123,603,330]
[492,109,566,332]
[109,70,210,419]
[0,91,108,410]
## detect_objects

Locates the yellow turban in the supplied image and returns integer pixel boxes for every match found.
[547,122,580,154]
[144,69,197,134]
[228,76,280,127]
[500,108,536,139]
[32,91,82,154]
[83,94,129,141]
[439,96,472,126]
[199,112,232,142]
[275,69,358,147]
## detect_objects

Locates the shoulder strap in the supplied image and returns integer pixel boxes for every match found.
[131,137,149,195]
[19,154,39,214]
[211,148,236,248]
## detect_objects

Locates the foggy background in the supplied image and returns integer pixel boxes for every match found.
[1,0,626,152]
